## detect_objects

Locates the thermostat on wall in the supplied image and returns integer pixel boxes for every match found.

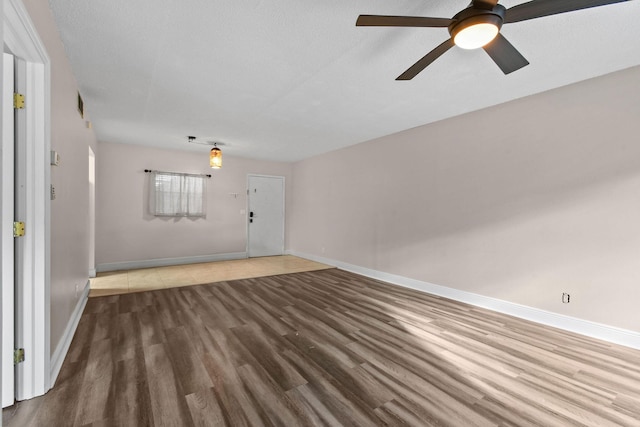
[51,150,60,166]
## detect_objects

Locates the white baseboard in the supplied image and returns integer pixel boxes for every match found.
[287,250,640,350]
[96,252,247,273]
[89,268,96,278]
[50,280,90,387]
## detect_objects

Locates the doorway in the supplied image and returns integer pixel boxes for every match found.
[247,175,285,258]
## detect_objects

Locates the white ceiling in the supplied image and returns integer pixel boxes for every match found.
[48,0,640,162]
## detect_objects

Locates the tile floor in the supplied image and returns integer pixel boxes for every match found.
[89,255,333,297]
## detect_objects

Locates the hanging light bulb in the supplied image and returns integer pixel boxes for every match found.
[210,143,222,169]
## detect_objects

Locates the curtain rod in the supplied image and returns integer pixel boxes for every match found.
[144,169,212,178]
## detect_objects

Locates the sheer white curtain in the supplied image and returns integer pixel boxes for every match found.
[150,172,206,217]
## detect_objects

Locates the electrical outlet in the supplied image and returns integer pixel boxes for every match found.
[562,292,570,304]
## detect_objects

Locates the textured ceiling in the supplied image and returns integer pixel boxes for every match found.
[48,0,640,162]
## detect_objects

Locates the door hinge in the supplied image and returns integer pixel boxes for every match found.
[13,221,25,237]
[14,348,25,365]
[14,93,25,109]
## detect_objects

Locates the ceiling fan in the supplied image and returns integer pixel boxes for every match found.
[356,0,631,80]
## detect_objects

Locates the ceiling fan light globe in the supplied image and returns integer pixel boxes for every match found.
[210,146,222,169]
[454,23,499,49]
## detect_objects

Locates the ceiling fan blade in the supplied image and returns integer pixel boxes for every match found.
[356,15,452,28]
[482,33,530,74]
[505,0,631,24]
[396,38,455,80]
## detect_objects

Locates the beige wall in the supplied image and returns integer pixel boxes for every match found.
[290,65,640,333]
[23,0,98,356]
[96,142,292,267]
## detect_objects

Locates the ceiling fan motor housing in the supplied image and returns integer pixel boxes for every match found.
[449,4,506,39]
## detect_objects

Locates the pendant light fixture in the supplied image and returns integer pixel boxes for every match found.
[186,136,223,169]
[210,143,222,169]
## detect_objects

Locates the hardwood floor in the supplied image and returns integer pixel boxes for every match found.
[4,269,640,426]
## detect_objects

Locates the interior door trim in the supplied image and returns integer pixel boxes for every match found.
[4,0,52,401]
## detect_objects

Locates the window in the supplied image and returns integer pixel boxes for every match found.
[149,171,206,217]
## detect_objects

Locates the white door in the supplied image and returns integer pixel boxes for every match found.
[13,55,28,406]
[248,175,285,258]
[2,52,16,408]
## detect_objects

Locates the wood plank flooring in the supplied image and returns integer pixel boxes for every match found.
[4,269,640,426]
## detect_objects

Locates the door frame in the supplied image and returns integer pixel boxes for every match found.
[246,174,285,258]
[3,0,51,401]
[2,51,16,409]
[88,147,96,278]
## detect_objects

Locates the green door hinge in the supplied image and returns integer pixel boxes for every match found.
[14,348,25,365]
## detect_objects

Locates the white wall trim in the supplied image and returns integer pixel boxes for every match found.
[88,268,96,278]
[96,252,248,273]
[49,280,89,387]
[287,250,640,350]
